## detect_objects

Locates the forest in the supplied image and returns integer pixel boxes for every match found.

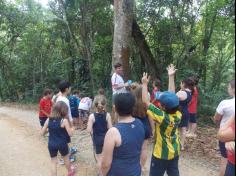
[0,0,235,116]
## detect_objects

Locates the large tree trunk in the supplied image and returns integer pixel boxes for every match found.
[112,0,134,81]
[132,20,160,79]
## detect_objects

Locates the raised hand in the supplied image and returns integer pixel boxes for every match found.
[167,64,177,76]
[141,72,150,85]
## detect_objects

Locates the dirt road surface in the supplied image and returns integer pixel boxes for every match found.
[0,106,220,176]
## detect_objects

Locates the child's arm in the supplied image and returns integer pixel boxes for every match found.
[167,64,177,93]
[106,113,113,129]
[87,114,95,133]
[142,72,151,107]
[217,116,235,142]
[41,118,49,136]
[100,127,119,176]
[63,119,74,137]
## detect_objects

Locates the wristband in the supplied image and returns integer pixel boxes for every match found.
[128,80,132,86]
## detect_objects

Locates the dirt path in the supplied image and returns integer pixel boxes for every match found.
[0,106,219,176]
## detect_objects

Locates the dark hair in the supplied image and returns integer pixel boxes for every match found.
[153,79,162,89]
[43,89,52,96]
[182,78,195,93]
[189,76,200,86]
[164,105,180,114]
[114,62,122,69]
[98,88,105,95]
[73,90,80,95]
[229,79,235,89]
[114,92,135,117]
[58,80,71,93]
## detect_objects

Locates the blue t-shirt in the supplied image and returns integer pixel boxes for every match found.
[69,95,79,117]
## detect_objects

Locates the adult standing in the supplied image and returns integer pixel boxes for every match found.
[111,63,129,97]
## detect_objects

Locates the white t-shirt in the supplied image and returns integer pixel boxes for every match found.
[111,73,125,95]
[79,97,92,111]
[56,96,73,122]
[216,97,235,127]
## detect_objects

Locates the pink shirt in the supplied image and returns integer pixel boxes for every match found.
[228,123,235,165]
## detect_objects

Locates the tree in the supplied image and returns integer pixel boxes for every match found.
[112,0,135,81]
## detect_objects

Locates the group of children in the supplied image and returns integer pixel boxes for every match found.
[38,62,235,176]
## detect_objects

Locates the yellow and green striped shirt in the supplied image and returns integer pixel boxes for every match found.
[147,104,182,160]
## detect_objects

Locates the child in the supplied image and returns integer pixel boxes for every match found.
[218,116,235,176]
[130,83,152,173]
[151,78,161,107]
[56,80,73,125]
[69,90,80,129]
[78,95,93,130]
[142,70,182,176]
[214,79,235,176]
[87,95,112,174]
[100,92,145,176]
[187,76,199,138]
[39,89,53,128]
[41,101,76,176]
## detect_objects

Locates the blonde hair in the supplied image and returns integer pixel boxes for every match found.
[130,83,147,118]
[93,95,107,113]
[50,101,68,119]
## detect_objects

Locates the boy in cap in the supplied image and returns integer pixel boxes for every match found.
[141,66,182,176]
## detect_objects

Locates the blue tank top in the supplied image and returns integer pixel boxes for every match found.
[92,112,108,146]
[179,90,192,118]
[48,118,70,147]
[108,119,145,176]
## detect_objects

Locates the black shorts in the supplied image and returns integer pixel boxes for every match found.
[219,141,227,158]
[39,117,47,127]
[179,116,189,128]
[48,144,69,158]
[189,113,197,123]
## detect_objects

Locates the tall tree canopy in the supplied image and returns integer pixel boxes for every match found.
[0,0,235,115]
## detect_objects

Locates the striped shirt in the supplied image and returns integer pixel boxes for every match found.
[147,104,182,160]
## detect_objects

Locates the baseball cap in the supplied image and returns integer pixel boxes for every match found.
[155,91,179,110]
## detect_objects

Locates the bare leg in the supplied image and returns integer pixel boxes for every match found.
[50,157,57,176]
[141,140,149,173]
[96,154,102,175]
[180,127,187,150]
[62,154,71,173]
[190,122,197,135]
[219,157,228,176]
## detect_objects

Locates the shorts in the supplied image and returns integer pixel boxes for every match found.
[39,117,47,127]
[225,161,235,176]
[150,156,179,176]
[78,110,90,120]
[136,117,151,139]
[179,115,189,128]
[189,113,197,123]
[48,144,69,158]
[219,141,227,158]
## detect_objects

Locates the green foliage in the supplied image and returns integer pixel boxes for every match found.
[0,0,235,118]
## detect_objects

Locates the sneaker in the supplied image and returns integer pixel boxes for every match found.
[59,158,65,165]
[69,155,76,163]
[70,146,78,155]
